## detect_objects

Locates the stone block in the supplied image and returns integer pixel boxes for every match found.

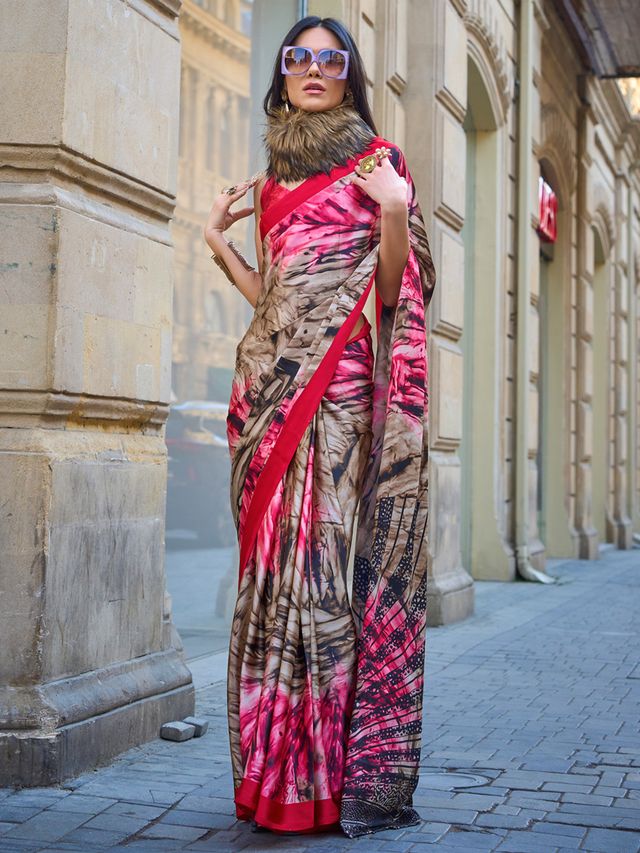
[161,722,195,742]
[182,717,209,737]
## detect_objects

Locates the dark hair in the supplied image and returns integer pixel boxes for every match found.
[262,16,378,135]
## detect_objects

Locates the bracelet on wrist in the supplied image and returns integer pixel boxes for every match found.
[210,250,236,286]
[210,239,255,287]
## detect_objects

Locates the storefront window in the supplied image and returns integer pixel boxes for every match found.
[165,0,300,661]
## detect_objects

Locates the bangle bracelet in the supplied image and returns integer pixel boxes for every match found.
[227,239,255,272]
[210,239,255,287]
[210,251,236,286]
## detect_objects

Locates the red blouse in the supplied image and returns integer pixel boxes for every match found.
[260,175,292,213]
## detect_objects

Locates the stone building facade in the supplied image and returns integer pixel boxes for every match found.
[1,0,195,786]
[171,0,640,616]
[1,0,638,784]
[172,0,254,403]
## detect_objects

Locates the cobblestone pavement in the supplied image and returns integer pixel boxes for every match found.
[1,547,639,853]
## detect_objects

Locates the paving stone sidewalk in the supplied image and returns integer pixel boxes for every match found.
[1,547,639,853]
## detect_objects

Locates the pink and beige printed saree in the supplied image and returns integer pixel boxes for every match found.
[225,135,436,838]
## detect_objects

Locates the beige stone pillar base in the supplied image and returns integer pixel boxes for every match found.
[0,429,194,788]
[0,652,193,787]
[527,539,547,574]
[611,517,633,550]
[578,527,600,560]
[426,568,475,627]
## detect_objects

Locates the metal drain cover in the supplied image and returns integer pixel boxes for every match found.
[420,771,492,790]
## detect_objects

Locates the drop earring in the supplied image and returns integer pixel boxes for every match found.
[281,88,290,114]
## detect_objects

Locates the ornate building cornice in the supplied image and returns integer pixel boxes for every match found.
[0,390,169,430]
[147,0,181,17]
[124,0,182,38]
[0,144,175,237]
[181,2,249,62]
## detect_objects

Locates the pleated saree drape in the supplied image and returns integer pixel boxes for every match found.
[225,135,436,837]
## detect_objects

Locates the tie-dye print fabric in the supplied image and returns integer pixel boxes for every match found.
[225,135,436,837]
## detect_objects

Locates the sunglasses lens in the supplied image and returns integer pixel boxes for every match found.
[317,50,347,77]
[283,46,312,74]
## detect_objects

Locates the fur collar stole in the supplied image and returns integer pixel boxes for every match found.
[262,101,376,183]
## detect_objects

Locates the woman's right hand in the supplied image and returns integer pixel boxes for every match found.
[203,181,255,252]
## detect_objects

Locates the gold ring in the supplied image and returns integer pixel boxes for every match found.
[357,154,378,174]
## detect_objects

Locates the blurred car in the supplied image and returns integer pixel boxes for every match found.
[165,400,236,548]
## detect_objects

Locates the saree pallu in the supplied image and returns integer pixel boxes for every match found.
[226,136,436,837]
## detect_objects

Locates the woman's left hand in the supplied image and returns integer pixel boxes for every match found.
[350,155,409,210]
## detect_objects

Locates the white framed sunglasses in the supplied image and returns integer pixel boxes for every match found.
[280,45,350,79]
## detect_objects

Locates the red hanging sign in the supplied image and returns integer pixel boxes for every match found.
[537,176,557,243]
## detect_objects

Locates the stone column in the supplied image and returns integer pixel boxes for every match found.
[213,86,228,184]
[180,65,197,199]
[521,0,550,573]
[627,160,640,536]
[574,75,600,558]
[0,0,194,786]
[229,91,240,170]
[612,148,633,547]
[407,0,474,623]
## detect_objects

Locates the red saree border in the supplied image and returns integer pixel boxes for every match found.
[375,290,383,335]
[259,135,388,241]
[235,777,341,832]
[238,268,377,580]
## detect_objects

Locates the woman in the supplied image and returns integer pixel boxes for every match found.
[203,16,436,839]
